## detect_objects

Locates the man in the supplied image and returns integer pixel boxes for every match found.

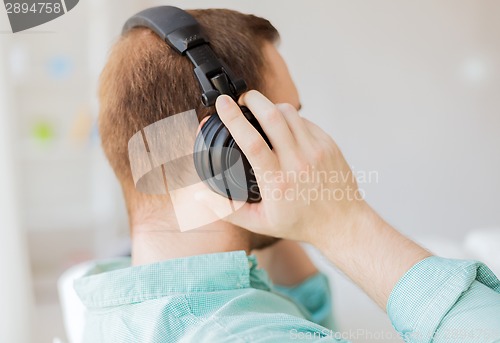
[76,8,334,343]
[76,7,500,343]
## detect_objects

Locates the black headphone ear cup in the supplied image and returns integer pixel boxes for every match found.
[194,109,267,203]
[193,114,224,196]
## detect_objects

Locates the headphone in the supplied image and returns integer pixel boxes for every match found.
[123,6,270,203]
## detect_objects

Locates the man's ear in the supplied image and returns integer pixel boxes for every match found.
[196,115,211,135]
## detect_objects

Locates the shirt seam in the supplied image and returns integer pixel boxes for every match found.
[201,317,249,343]
[184,295,248,343]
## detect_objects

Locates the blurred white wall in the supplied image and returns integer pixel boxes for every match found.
[0,38,34,343]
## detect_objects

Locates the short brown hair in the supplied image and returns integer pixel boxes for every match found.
[98,9,279,211]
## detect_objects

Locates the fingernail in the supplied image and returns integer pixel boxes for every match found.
[216,95,231,108]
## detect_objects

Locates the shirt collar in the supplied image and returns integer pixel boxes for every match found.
[74,250,271,309]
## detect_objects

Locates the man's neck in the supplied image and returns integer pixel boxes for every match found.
[131,221,252,266]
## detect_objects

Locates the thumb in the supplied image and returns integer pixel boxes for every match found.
[194,189,261,230]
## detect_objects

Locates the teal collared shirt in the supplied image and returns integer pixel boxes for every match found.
[75,251,335,343]
[75,251,500,343]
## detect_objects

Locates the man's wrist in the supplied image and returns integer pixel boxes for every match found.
[310,201,432,308]
[310,200,374,251]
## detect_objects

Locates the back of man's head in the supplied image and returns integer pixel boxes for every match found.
[98,9,279,222]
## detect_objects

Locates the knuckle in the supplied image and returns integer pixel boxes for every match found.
[277,103,296,114]
[246,138,265,156]
[263,107,282,124]
[276,182,291,195]
[246,89,259,97]
[312,147,326,163]
[293,158,309,173]
[226,114,241,128]
[287,152,306,170]
[301,118,313,126]
[243,90,259,101]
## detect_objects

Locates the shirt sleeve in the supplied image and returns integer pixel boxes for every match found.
[272,272,336,330]
[387,256,500,343]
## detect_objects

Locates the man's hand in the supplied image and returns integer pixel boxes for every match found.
[197,90,431,309]
[198,90,366,246]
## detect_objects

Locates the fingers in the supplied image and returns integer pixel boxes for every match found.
[275,103,313,146]
[215,95,277,175]
[196,115,211,135]
[302,118,332,142]
[239,90,296,153]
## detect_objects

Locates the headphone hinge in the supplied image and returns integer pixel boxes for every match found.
[187,44,247,107]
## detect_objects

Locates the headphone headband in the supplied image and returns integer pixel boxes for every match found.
[122,6,247,106]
